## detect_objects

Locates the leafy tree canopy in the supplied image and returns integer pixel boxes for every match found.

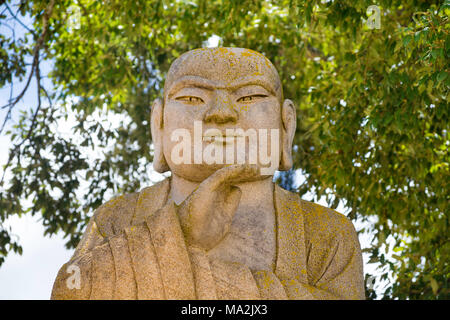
[0,0,448,299]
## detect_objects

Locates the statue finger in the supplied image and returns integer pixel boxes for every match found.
[197,164,261,193]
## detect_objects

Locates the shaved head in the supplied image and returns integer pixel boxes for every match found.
[164,47,283,103]
[151,47,297,177]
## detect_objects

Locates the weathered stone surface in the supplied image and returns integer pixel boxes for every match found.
[51,47,365,300]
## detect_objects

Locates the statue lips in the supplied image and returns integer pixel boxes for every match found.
[202,131,243,145]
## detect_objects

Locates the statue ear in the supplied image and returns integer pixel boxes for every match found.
[150,98,170,173]
[279,99,297,171]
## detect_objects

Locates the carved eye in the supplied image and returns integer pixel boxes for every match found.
[237,94,268,103]
[176,96,204,104]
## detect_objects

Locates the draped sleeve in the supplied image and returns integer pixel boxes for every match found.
[273,185,365,300]
[51,201,270,300]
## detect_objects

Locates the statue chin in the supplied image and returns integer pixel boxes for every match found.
[166,162,224,182]
[162,142,281,182]
[167,162,275,183]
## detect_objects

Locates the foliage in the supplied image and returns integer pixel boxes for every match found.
[0,0,448,299]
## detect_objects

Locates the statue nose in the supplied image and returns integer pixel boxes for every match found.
[203,96,238,124]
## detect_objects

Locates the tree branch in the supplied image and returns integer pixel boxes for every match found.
[0,0,55,133]
[0,0,55,185]
[3,2,36,36]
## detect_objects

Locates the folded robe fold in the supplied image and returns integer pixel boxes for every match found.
[52,202,269,299]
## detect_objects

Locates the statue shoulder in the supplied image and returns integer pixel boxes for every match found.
[274,184,357,241]
[93,178,171,238]
[299,198,358,243]
[93,192,140,238]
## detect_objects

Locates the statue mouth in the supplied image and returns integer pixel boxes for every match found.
[202,132,243,144]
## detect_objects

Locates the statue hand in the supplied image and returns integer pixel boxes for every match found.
[176,164,261,251]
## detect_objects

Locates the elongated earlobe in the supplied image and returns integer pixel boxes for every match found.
[150,98,170,173]
[279,99,297,171]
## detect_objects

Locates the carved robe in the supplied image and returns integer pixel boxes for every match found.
[51,179,365,300]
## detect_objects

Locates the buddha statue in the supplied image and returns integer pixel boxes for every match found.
[51,47,365,300]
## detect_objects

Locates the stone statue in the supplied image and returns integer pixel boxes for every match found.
[51,47,365,300]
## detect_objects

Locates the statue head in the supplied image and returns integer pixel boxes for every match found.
[151,47,296,182]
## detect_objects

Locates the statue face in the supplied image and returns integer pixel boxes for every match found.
[151,48,296,182]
